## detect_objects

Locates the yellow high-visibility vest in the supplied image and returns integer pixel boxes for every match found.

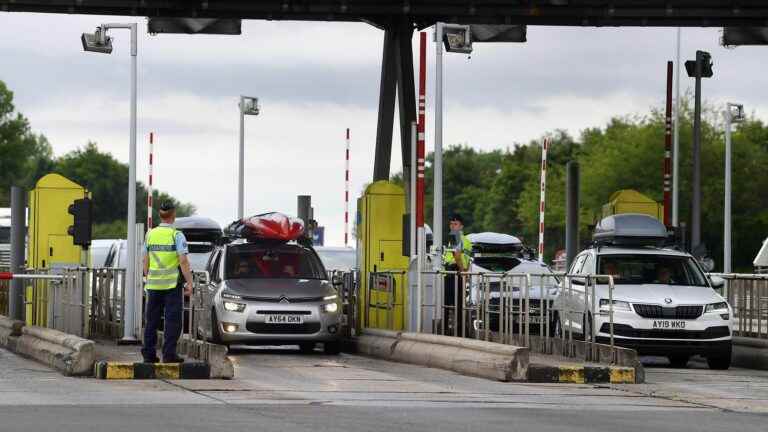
[145,226,180,290]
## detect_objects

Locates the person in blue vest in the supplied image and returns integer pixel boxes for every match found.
[141,202,194,363]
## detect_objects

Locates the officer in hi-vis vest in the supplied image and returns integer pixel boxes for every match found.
[141,202,194,363]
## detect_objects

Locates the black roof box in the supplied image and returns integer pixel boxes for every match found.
[174,216,222,243]
[593,214,668,247]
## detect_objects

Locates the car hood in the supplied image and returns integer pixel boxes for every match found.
[222,278,335,299]
[594,283,724,306]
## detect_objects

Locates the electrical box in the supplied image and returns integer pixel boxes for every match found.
[356,181,409,331]
[27,173,89,326]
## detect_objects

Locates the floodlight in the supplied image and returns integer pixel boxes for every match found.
[442,24,472,54]
[81,27,113,54]
[727,103,745,123]
[240,96,260,116]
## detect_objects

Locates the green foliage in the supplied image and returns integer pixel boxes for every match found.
[0,81,55,205]
[395,98,768,271]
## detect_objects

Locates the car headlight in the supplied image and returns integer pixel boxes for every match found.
[223,301,246,312]
[705,302,729,313]
[221,292,242,300]
[599,299,631,311]
[322,302,339,313]
[323,294,338,301]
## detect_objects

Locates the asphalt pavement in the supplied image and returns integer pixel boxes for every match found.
[1,346,766,432]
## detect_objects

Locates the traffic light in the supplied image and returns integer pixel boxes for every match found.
[685,50,713,78]
[68,197,93,248]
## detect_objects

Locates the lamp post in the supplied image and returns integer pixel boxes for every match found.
[724,103,744,274]
[82,23,139,343]
[238,96,260,219]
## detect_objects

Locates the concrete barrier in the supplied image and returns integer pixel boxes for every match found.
[357,329,529,382]
[14,325,95,376]
[0,315,23,349]
[733,336,768,370]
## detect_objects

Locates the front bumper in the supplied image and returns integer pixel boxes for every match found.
[594,310,732,356]
[215,301,342,344]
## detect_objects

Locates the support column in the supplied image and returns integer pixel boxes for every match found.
[373,28,398,181]
[396,18,417,205]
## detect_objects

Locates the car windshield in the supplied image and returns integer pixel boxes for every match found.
[315,249,356,271]
[473,257,521,272]
[597,254,708,286]
[225,243,326,280]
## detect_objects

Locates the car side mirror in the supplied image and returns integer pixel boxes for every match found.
[332,274,343,286]
[709,275,725,289]
[569,278,585,286]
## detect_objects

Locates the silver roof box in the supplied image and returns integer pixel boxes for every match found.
[593,214,668,247]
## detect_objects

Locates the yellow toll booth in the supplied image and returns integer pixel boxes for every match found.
[27,173,89,325]
[602,189,664,221]
[356,181,409,331]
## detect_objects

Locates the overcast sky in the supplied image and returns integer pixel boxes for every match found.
[2,13,767,246]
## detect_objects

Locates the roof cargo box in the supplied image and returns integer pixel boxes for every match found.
[593,213,668,247]
[174,216,222,243]
[468,232,523,254]
[225,212,304,243]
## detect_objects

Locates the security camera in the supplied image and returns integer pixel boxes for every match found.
[442,24,473,54]
[81,27,113,54]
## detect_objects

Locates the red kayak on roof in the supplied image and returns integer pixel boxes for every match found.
[230,212,305,242]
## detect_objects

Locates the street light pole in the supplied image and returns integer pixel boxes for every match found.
[237,96,259,220]
[90,23,138,342]
[238,97,245,219]
[433,22,444,272]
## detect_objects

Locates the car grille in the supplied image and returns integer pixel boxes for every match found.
[241,295,324,303]
[600,323,730,339]
[245,322,321,334]
[633,304,703,319]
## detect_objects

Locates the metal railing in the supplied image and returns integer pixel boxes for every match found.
[709,273,768,339]
[329,269,358,337]
[416,271,618,363]
[0,266,8,314]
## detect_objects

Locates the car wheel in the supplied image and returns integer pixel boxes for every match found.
[299,343,316,354]
[323,341,342,355]
[707,349,732,370]
[668,355,690,368]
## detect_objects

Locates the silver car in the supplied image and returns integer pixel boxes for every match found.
[197,239,343,354]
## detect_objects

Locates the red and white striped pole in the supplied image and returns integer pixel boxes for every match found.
[416,32,427,230]
[147,132,154,230]
[344,128,350,247]
[538,137,550,263]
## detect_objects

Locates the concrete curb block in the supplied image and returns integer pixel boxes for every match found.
[154,332,233,379]
[94,361,211,379]
[357,329,528,382]
[0,315,24,347]
[526,363,636,384]
[733,337,768,370]
[15,326,95,376]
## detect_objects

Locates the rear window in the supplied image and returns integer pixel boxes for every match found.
[225,243,326,280]
[474,257,521,272]
[0,227,9,243]
[597,254,708,286]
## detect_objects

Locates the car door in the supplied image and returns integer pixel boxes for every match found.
[201,248,222,336]
[564,253,587,333]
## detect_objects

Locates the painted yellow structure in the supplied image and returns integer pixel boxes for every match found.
[26,173,89,325]
[356,181,409,331]
[602,189,664,221]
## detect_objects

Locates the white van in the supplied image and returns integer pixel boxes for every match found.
[552,214,733,369]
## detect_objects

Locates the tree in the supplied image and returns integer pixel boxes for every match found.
[0,80,55,205]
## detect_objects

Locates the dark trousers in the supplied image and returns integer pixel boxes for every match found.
[141,286,182,360]
[444,265,465,336]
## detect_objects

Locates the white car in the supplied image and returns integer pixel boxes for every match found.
[467,233,559,334]
[552,214,732,369]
